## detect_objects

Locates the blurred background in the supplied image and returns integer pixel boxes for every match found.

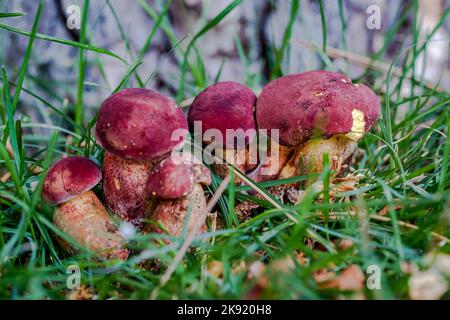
[0,0,449,133]
[0,0,449,300]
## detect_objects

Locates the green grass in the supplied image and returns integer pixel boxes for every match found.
[0,0,449,300]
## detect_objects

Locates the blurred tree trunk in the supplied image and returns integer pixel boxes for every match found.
[1,0,448,130]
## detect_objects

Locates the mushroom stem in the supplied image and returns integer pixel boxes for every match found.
[280,135,357,180]
[53,190,129,260]
[148,183,207,238]
[145,153,212,239]
[103,152,157,229]
[235,135,357,219]
[248,138,294,183]
[212,147,257,183]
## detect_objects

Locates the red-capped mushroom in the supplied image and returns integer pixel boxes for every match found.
[146,153,211,238]
[43,156,128,260]
[96,88,188,228]
[187,82,258,182]
[255,70,380,181]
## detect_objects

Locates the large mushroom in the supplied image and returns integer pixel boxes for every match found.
[42,156,128,260]
[255,70,380,182]
[96,88,188,228]
[146,153,211,238]
[187,82,258,182]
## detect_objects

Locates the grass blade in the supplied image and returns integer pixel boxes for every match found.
[0,23,126,63]
[75,0,90,132]
[0,12,25,18]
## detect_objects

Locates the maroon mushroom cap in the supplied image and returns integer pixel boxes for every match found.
[42,156,102,205]
[96,88,188,161]
[256,70,381,147]
[146,154,211,200]
[188,82,257,149]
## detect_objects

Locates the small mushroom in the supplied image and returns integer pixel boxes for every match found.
[188,82,257,182]
[96,88,188,228]
[42,156,128,260]
[146,153,212,238]
[255,70,380,180]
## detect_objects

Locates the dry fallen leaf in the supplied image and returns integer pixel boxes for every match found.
[315,265,365,292]
[268,256,296,274]
[334,174,364,190]
[248,261,266,280]
[400,261,419,275]
[337,239,354,250]
[232,260,247,275]
[67,285,94,300]
[248,261,268,288]
[313,269,337,286]
[424,253,450,276]
[378,205,403,216]
[247,252,307,290]
[207,260,223,278]
[337,265,365,291]
[408,269,448,300]
[294,251,309,266]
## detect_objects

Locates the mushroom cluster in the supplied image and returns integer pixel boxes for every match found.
[43,88,211,260]
[188,70,380,215]
[96,88,190,228]
[42,70,380,260]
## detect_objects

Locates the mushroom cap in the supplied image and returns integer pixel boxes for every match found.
[96,88,188,161]
[188,81,257,149]
[256,70,381,147]
[146,153,211,200]
[43,156,102,205]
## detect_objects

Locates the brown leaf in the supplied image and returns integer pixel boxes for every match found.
[337,239,355,250]
[424,253,450,276]
[315,265,365,291]
[408,269,448,300]
[67,285,94,300]
[207,260,223,278]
